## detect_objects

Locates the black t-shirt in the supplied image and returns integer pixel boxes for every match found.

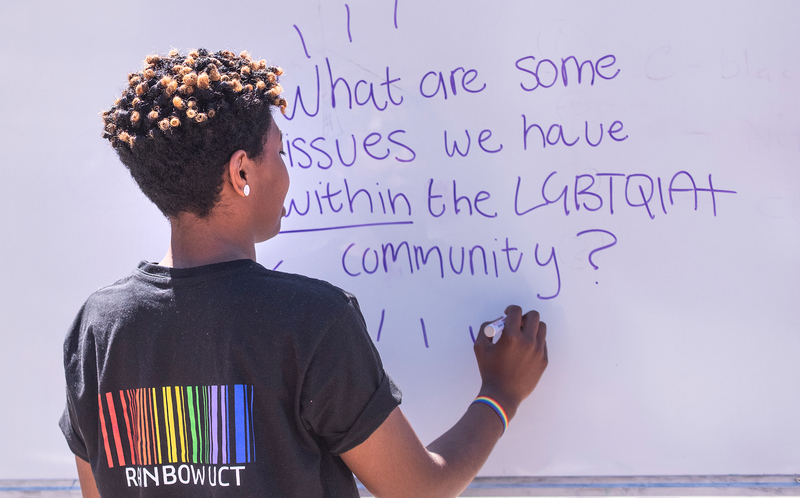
[60,260,401,497]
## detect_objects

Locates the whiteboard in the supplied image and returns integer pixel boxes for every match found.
[1,0,798,479]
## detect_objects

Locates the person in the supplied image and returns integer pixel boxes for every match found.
[59,48,549,498]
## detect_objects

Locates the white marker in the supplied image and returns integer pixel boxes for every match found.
[483,316,506,338]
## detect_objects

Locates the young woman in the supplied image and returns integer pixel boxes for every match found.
[60,49,548,498]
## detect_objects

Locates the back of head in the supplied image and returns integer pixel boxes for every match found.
[102,49,287,218]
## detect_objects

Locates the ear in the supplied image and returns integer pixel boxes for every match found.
[227,150,251,197]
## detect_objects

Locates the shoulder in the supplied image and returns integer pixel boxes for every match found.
[242,267,366,335]
[252,268,355,308]
[64,268,145,338]
[80,260,356,314]
[67,260,366,353]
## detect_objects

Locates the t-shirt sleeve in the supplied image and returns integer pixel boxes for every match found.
[299,297,402,455]
[59,303,92,463]
[59,391,90,462]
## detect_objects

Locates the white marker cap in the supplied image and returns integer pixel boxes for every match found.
[483,316,505,338]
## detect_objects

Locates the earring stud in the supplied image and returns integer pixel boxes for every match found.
[244,184,250,196]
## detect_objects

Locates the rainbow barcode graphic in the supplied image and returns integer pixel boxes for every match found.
[97,385,255,468]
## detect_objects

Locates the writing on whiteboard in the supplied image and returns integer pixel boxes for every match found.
[276,8,740,347]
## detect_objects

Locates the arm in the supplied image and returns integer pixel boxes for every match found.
[75,456,101,498]
[341,305,548,498]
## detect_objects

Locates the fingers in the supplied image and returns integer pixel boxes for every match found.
[503,305,522,337]
[520,310,540,342]
[502,308,547,351]
[504,305,522,320]
[537,320,547,345]
[473,319,494,352]
[480,307,546,349]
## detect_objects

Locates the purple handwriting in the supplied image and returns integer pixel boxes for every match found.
[285,179,412,217]
[427,179,497,218]
[279,171,735,223]
[281,52,623,119]
[284,130,415,169]
[515,54,620,91]
[339,237,559,297]
[575,229,618,271]
[282,59,403,120]
[271,45,743,314]
[419,67,487,99]
[376,309,386,341]
[345,4,353,42]
[514,171,737,218]
[341,237,525,279]
[522,116,628,149]
[293,25,311,59]
[444,129,503,156]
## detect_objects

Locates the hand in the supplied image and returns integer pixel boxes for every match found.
[473,305,548,421]
[343,305,548,498]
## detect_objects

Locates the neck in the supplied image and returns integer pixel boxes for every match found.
[159,211,256,268]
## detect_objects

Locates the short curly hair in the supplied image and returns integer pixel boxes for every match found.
[102,48,287,218]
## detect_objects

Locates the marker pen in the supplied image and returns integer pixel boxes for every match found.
[483,316,506,338]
